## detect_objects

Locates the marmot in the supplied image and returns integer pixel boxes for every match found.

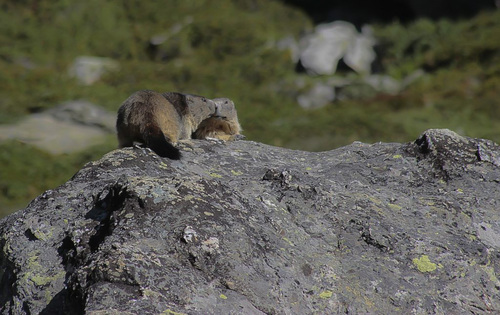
[116,90,216,159]
[193,98,243,141]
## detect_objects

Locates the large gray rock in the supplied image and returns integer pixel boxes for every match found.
[1,129,500,314]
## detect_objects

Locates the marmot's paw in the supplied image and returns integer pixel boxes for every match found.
[133,143,153,155]
[205,137,225,143]
[234,134,246,140]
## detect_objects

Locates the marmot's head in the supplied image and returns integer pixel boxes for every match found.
[184,94,217,119]
[212,98,236,120]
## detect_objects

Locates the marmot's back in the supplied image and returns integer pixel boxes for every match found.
[116,90,183,159]
[116,90,233,159]
[162,92,216,139]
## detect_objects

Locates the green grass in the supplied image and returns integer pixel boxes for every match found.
[0,1,499,217]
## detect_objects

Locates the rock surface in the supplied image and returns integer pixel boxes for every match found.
[1,129,500,314]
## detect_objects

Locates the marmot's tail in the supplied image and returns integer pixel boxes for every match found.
[143,124,181,160]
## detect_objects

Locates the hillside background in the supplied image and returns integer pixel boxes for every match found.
[1,0,499,217]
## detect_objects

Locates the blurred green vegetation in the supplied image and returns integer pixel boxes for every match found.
[0,1,499,217]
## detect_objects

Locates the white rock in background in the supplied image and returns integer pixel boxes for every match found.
[297,83,335,109]
[364,75,402,95]
[299,21,353,75]
[343,25,376,75]
[0,101,115,154]
[364,69,425,95]
[299,21,376,76]
[47,100,116,132]
[68,56,119,85]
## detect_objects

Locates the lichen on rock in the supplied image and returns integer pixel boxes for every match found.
[1,129,500,314]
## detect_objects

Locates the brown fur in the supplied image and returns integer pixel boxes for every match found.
[193,98,243,141]
[116,90,216,159]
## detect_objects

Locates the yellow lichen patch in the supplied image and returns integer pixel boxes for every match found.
[388,203,402,211]
[142,288,157,297]
[230,170,243,176]
[319,290,333,299]
[282,237,295,246]
[32,227,54,242]
[27,253,42,269]
[29,270,65,287]
[158,162,170,170]
[367,196,383,206]
[219,293,228,300]
[208,172,222,178]
[413,255,437,272]
[480,265,500,286]
[392,154,402,159]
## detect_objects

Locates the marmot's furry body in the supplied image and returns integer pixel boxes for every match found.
[116,90,216,159]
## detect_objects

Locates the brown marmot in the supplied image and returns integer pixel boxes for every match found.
[116,90,216,159]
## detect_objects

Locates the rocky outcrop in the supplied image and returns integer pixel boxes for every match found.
[1,129,500,314]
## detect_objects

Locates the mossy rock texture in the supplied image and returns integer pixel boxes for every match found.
[1,129,500,314]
